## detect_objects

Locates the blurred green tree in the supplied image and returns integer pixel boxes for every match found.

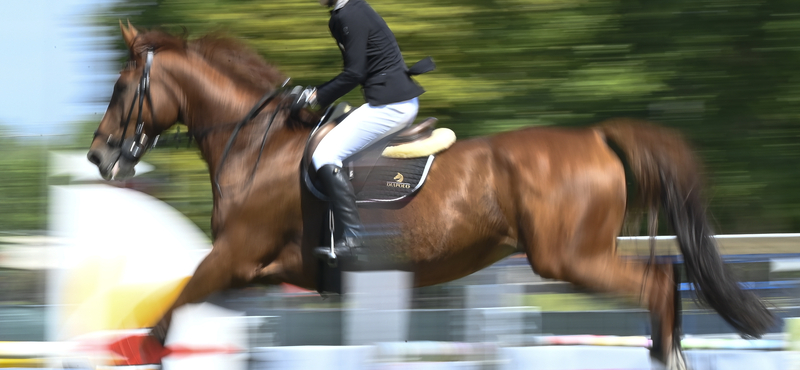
[0,136,48,232]
[6,0,794,236]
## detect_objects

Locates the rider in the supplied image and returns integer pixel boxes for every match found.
[292,0,434,261]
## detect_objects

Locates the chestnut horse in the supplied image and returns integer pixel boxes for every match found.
[87,23,773,368]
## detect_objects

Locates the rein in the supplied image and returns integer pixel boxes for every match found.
[213,80,290,197]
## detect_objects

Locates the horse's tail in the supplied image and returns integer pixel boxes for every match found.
[597,118,774,338]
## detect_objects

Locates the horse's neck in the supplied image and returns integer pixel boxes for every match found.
[167,55,289,173]
[196,114,309,184]
[171,54,261,131]
[164,53,314,202]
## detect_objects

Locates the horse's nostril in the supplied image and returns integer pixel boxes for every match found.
[87,152,102,166]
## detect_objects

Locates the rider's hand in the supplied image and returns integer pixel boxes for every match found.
[290,86,317,113]
[308,89,318,106]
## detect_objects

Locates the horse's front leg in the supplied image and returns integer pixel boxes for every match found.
[150,235,279,344]
[253,243,315,289]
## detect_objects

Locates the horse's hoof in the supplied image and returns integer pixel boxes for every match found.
[149,324,167,346]
[109,332,167,365]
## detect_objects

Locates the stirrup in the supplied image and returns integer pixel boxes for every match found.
[314,239,367,267]
[314,245,339,267]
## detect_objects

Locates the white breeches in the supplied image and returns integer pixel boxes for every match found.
[312,97,419,169]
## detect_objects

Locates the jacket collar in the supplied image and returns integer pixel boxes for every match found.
[334,0,350,10]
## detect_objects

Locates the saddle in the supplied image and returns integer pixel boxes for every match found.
[302,103,456,204]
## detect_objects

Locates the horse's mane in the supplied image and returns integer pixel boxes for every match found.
[132,29,286,95]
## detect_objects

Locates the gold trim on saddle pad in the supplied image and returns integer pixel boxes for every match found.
[382,128,457,158]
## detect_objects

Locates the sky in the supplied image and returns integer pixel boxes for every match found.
[0,0,119,137]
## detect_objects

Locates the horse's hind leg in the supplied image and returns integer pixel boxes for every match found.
[521,203,683,368]
[650,263,684,369]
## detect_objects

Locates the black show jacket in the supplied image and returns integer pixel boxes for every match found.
[315,0,427,107]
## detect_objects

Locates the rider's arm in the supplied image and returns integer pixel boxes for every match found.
[315,10,369,107]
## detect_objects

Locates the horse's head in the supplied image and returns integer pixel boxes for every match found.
[87,21,181,181]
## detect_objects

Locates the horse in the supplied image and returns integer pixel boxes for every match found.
[86,22,774,368]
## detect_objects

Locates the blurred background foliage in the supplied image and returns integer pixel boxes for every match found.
[2,0,800,237]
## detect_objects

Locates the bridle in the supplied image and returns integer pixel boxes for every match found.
[93,48,157,162]
[121,48,156,161]
[92,47,310,197]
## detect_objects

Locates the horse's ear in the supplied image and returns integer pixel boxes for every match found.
[119,19,139,51]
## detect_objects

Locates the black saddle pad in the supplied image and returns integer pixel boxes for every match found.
[355,155,433,203]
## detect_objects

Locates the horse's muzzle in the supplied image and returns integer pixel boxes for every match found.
[87,145,136,181]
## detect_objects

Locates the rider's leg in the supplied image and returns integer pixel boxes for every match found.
[316,163,367,259]
[312,97,419,169]
[311,97,419,259]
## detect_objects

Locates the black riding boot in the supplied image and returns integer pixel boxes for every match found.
[314,164,367,262]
